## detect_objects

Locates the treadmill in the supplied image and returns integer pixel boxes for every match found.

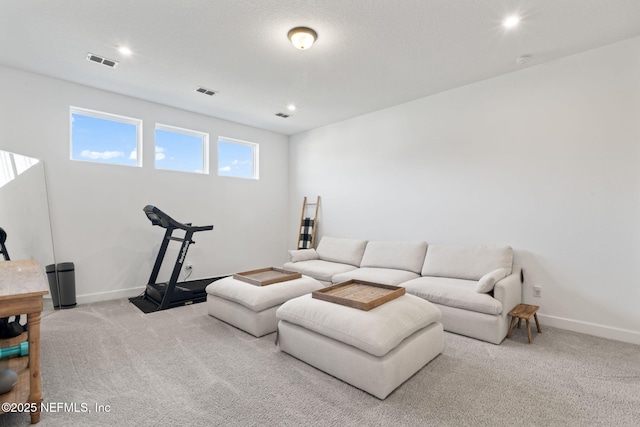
[136,205,214,311]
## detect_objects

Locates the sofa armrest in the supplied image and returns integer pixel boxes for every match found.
[493,267,522,316]
[288,249,319,263]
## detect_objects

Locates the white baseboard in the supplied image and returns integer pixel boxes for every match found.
[537,313,640,346]
[79,286,146,304]
[43,286,145,308]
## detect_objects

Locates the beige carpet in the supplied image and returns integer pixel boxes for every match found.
[2,299,639,426]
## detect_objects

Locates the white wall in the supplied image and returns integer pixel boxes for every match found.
[0,65,289,302]
[289,37,640,344]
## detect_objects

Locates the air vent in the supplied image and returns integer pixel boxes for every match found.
[196,87,217,96]
[275,113,290,118]
[86,53,119,68]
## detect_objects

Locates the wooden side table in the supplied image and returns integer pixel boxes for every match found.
[0,260,49,424]
[507,303,541,343]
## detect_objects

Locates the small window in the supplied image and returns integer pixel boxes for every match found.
[217,137,259,180]
[155,124,209,174]
[70,107,142,167]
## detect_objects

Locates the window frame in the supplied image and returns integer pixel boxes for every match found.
[69,106,143,167]
[217,136,259,180]
[154,123,210,174]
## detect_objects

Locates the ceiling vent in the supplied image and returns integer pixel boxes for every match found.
[275,113,290,118]
[86,53,119,68]
[196,87,217,96]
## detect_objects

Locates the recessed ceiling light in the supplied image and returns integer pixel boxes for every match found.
[502,15,521,28]
[118,46,132,56]
[287,104,296,112]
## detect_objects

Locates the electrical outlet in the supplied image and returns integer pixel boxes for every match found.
[533,286,542,297]
[185,263,193,271]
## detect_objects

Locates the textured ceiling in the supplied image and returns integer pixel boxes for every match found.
[1,0,639,135]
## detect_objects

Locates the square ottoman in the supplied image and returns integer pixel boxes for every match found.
[276,293,443,399]
[206,274,323,337]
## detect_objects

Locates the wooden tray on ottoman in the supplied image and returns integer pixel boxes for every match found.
[312,280,405,311]
[233,267,302,286]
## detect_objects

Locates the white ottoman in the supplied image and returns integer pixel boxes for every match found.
[206,274,323,337]
[276,293,443,399]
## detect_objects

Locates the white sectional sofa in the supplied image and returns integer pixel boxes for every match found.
[284,237,522,344]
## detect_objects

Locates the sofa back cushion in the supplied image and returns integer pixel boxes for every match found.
[421,245,513,280]
[316,236,368,267]
[360,241,428,274]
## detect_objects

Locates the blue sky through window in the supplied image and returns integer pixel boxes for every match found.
[218,139,256,179]
[155,128,205,173]
[71,113,139,166]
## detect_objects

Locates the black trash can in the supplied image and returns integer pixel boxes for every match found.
[57,262,77,309]
[45,264,60,310]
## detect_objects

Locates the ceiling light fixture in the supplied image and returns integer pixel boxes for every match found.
[118,46,132,56]
[287,104,296,112]
[288,27,317,50]
[502,15,521,28]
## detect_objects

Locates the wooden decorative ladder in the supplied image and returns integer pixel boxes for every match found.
[298,196,320,249]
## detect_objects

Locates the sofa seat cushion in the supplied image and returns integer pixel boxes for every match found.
[331,268,420,286]
[359,241,428,274]
[402,276,503,315]
[206,275,323,312]
[283,260,358,283]
[276,293,441,357]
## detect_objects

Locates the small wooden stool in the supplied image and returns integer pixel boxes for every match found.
[507,304,541,343]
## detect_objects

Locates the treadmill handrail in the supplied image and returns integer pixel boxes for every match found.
[143,205,213,232]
